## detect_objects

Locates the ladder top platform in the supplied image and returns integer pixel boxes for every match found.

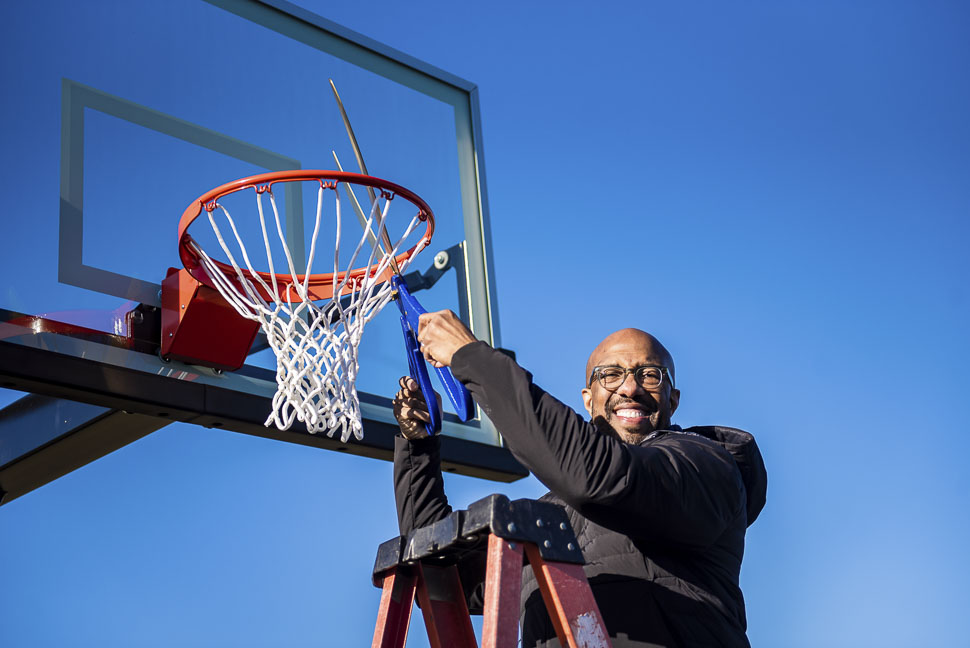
[373,494,585,582]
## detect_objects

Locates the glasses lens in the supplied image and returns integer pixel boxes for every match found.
[636,367,663,388]
[597,368,625,388]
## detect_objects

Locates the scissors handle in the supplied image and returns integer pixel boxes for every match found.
[392,276,475,436]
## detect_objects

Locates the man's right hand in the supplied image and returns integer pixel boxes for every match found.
[392,376,441,441]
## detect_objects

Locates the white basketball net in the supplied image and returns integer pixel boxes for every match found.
[187,180,426,443]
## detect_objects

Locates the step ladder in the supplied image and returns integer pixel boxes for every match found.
[371,494,611,648]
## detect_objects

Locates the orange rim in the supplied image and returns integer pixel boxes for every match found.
[178,170,435,301]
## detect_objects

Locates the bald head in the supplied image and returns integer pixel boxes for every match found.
[585,328,675,388]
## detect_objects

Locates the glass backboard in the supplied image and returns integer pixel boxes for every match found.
[0,0,523,505]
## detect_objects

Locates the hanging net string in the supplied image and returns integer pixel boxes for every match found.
[188,179,425,442]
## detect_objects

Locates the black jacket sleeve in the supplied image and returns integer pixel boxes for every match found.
[392,432,489,613]
[393,434,453,535]
[451,341,745,549]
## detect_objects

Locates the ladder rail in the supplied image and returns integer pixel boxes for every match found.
[481,535,525,648]
[372,567,417,648]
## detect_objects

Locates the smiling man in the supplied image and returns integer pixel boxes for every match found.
[393,312,767,648]
[582,328,679,444]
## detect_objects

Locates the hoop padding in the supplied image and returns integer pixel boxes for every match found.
[179,171,433,443]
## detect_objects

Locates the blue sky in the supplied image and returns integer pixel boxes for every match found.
[2,1,969,646]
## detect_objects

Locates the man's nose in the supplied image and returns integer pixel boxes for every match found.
[615,372,645,397]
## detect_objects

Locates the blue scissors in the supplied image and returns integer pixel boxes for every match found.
[392,275,474,434]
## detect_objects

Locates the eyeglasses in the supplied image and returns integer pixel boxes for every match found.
[588,365,670,390]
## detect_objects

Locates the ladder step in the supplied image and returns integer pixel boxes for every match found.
[415,562,478,647]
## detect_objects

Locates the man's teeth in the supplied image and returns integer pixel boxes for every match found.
[615,409,649,418]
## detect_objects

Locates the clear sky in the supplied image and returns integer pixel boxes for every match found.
[2,1,969,646]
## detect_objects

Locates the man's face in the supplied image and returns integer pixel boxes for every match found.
[581,330,680,444]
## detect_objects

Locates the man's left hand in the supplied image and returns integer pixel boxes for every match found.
[417,310,477,368]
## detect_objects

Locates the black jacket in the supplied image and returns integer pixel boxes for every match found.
[394,342,767,648]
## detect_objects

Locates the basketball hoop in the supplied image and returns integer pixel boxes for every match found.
[171,170,434,442]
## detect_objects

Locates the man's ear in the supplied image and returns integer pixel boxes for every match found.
[669,388,681,415]
[581,388,593,416]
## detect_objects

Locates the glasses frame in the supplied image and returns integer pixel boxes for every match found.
[587,364,671,390]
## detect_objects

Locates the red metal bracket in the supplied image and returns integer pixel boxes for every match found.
[160,267,260,370]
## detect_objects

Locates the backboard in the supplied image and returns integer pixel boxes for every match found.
[0,0,523,505]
